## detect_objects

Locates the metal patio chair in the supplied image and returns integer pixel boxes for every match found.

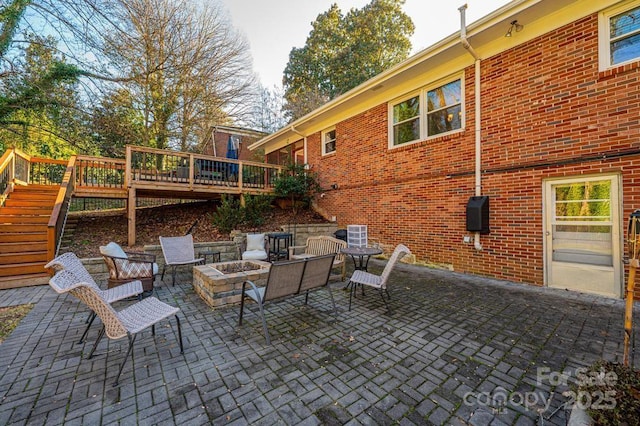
[49,269,184,386]
[348,244,411,315]
[159,234,204,285]
[45,252,143,344]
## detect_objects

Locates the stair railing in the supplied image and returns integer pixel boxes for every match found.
[47,156,77,260]
[0,147,33,205]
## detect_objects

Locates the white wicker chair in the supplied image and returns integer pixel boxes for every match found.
[159,234,204,285]
[49,269,184,386]
[348,244,411,315]
[45,252,143,344]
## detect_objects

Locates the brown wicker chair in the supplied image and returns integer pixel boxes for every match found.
[100,242,157,292]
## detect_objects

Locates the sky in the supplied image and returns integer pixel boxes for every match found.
[219,0,514,88]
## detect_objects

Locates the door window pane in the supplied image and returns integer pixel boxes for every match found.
[552,180,612,266]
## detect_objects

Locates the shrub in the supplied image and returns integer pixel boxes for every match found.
[273,163,321,213]
[212,195,243,234]
[243,194,273,228]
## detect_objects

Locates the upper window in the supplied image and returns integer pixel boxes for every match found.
[389,76,463,147]
[322,128,336,155]
[600,3,640,69]
[427,80,462,137]
[391,95,420,145]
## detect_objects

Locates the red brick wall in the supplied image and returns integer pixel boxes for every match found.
[203,130,262,162]
[308,13,640,294]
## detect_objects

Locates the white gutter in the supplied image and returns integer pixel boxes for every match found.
[460,4,483,251]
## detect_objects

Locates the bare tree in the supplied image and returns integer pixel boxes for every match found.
[12,0,257,152]
[99,0,255,150]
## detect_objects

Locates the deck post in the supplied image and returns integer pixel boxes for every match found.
[128,187,136,246]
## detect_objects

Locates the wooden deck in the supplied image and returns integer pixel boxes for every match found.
[0,145,283,284]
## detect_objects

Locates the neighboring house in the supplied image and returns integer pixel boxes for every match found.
[204,125,267,162]
[250,0,640,299]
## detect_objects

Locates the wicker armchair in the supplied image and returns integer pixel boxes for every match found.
[45,252,143,344]
[100,242,158,292]
[49,269,184,386]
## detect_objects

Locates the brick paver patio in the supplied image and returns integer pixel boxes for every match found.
[1,260,638,425]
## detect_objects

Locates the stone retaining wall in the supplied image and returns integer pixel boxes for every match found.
[79,224,340,288]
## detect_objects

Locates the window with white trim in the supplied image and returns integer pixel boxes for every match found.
[389,76,463,147]
[391,94,420,145]
[600,2,640,69]
[322,127,336,155]
[426,79,462,136]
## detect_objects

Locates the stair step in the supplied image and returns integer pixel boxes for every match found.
[0,273,49,289]
[0,215,50,224]
[3,199,56,208]
[0,242,45,254]
[0,224,48,233]
[0,207,52,215]
[0,251,48,265]
[0,262,48,277]
[13,184,59,192]
[1,233,47,243]
[7,190,58,198]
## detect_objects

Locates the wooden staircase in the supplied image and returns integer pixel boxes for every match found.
[0,185,59,289]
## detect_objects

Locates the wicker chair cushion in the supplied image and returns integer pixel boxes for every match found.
[110,258,157,279]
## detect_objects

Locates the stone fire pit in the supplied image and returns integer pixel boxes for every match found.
[193,260,271,308]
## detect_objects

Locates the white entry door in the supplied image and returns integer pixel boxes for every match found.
[544,175,621,298]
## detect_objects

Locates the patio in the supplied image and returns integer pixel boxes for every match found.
[0,259,638,425]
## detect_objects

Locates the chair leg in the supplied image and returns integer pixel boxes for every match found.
[171,266,177,286]
[175,315,184,353]
[88,325,105,359]
[348,281,354,311]
[380,289,392,315]
[256,302,271,345]
[327,286,337,314]
[239,288,246,325]
[79,311,97,344]
[113,334,137,387]
[161,265,166,281]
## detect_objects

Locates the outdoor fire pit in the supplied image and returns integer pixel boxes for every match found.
[193,260,271,308]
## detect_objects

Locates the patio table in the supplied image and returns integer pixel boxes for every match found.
[340,246,383,272]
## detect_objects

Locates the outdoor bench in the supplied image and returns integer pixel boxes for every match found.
[238,253,337,344]
[288,235,347,280]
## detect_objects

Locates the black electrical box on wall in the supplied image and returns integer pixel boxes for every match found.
[466,196,490,234]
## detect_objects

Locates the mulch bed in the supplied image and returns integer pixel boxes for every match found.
[66,201,328,258]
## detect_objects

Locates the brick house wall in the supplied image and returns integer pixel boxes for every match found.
[306,12,640,294]
[203,127,265,162]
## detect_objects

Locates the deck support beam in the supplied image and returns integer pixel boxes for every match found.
[128,187,136,246]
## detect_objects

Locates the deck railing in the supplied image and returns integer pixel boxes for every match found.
[48,157,76,258]
[125,145,281,192]
[76,155,126,190]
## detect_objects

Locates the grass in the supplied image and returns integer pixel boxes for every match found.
[0,304,33,344]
